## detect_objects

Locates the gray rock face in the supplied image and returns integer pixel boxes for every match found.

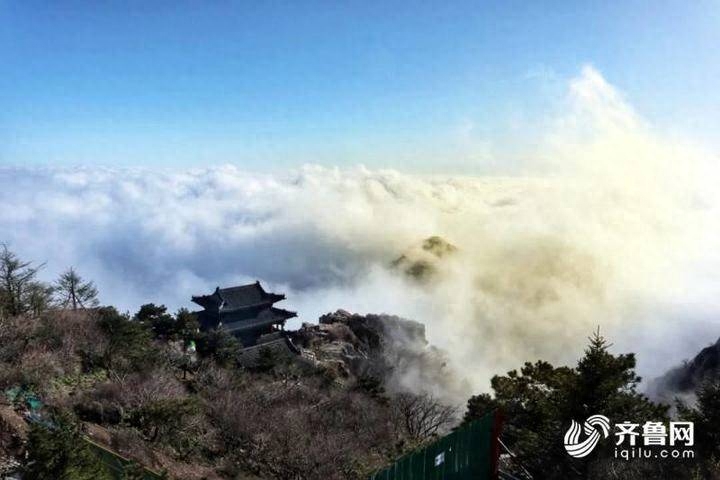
[291,309,469,403]
[648,337,720,403]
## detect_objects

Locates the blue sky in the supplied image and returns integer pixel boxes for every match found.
[1,1,719,172]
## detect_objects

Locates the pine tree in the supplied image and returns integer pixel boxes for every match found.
[54,267,99,310]
[0,244,48,316]
[174,308,199,343]
[195,328,242,366]
[570,328,664,422]
[678,381,720,475]
[24,418,112,480]
[134,303,174,338]
[463,328,669,479]
[96,307,156,374]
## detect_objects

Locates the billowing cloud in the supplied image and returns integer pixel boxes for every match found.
[1,66,718,401]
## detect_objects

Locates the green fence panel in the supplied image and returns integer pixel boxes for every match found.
[86,438,164,479]
[370,410,501,480]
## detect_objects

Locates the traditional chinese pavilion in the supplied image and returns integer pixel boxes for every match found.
[192,281,297,347]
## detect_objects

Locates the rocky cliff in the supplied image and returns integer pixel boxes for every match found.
[648,337,720,404]
[291,309,469,403]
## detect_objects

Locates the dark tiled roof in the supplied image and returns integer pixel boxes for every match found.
[192,281,285,311]
[193,283,297,347]
[191,291,222,310]
[268,306,297,319]
[218,282,284,310]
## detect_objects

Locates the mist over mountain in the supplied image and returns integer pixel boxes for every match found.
[649,337,720,406]
[1,66,719,398]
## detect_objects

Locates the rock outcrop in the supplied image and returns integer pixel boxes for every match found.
[648,337,720,403]
[291,309,469,403]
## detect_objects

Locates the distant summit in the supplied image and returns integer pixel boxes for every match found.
[391,236,457,282]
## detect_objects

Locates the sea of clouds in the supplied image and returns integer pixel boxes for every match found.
[1,66,719,402]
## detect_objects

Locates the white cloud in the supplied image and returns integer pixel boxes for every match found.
[1,66,718,401]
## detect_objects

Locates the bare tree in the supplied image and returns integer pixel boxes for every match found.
[0,244,47,316]
[391,392,457,445]
[53,267,99,310]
